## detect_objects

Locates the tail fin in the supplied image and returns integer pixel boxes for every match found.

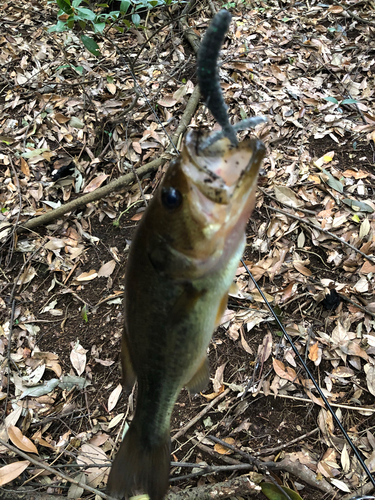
[107,422,171,500]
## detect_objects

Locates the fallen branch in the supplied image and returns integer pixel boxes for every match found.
[265,204,375,266]
[172,389,230,442]
[190,435,333,493]
[0,438,114,500]
[17,85,201,234]
[166,476,260,500]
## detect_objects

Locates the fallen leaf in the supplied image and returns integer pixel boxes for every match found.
[76,270,98,282]
[108,384,122,412]
[308,341,319,362]
[293,261,312,277]
[83,174,109,193]
[98,260,116,277]
[70,341,87,376]
[214,437,235,455]
[8,426,38,455]
[212,363,227,393]
[0,461,30,486]
[365,365,375,396]
[273,359,298,383]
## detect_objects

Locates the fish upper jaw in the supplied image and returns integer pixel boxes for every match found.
[181,130,266,242]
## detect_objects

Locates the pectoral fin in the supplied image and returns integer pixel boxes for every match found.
[186,357,210,394]
[120,328,136,391]
[215,289,230,327]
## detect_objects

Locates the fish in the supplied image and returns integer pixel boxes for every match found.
[107,129,266,500]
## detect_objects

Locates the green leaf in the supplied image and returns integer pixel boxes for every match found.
[261,482,304,500]
[132,13,141,26]
[48,20,69,32]
[321,169,343,194]
[324,96,338,104]
[352,214,360,223]
[342,198,374,213]
[56,0,73,14]
[81,305,88,322]
[120,0,131,12]
[93,22,106,33]
[240,107,247,120]
[75,7,96,20]
[341,98,358,104]
[81,35,101,57]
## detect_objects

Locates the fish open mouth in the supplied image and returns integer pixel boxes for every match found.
[181,130,266,206]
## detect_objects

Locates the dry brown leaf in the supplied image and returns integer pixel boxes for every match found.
[8,426,38,455]
[107,83,116,95]
[132,141,142,154]
[340,341,368,360]
[201,386,224,400]
[274,186,304,208]
[303,385,325,407]
[328,5,344,13]
[108,384,122,412]
[54,113,70,124]
[212,362,227,393]
[318,408,334,437]
[98,260,116,277]
[365,364,375,396]
[272,359,298,383]
[258,332,273,363]
[70,341,87,376]
[131,213,143,221]
[157,96,177,107]
[76,270,98,282]
[214,437,235,455]
[293,261,312,277]
[240,327,252,354]
[77,444,109,487]
[360,261,375,274]
[314,151,335,168]
[341,443,350,473]
[331,366,354,378]
[20,157,30,177]
[317,460,334,478]
[0,461,30,486]
[83,174,109,193]
[308,341,319,362]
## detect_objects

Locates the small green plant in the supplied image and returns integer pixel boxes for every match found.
[48,0,182,56]
[81,305,89,322]
[324,96,358,106]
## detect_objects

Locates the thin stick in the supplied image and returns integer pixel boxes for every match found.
[333,2,375,26]
[258,187,316,215]
[265,204,375,266]
[256,390,375,413]
[171,388,230,442]
[252,427,319,457]
[18,86,201,234]
[168,476,260,499]
[0,438,115,500]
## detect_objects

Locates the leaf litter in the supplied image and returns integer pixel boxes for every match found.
[1,0,375,498]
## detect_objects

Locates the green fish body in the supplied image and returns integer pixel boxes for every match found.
[107,131,265,500]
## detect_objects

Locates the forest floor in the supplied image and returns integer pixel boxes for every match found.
[1,0,375,499]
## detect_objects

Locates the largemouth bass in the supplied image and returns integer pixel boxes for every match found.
[107,130,266,500]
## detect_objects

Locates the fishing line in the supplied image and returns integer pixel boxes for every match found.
[240,258,375,488]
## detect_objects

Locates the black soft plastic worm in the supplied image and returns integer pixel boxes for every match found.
[197,9,237,146]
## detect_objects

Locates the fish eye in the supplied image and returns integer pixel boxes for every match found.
[161,187,182,210]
